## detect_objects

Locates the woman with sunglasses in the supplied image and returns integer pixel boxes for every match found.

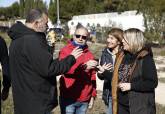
[97,28,124,114]
[111,28,158,114]
[59,26,98,114]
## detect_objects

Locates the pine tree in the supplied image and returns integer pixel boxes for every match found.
[19,0,25,18]
[48,0,57,24]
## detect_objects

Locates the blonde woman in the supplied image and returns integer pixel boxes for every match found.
[112,28,158,114]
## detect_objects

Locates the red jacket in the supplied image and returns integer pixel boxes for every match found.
[59,42,97,102]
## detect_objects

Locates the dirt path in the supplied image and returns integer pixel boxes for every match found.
[154,56,165,105]
[155,82,165,105]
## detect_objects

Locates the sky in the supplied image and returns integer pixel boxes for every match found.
[0,0,50,7]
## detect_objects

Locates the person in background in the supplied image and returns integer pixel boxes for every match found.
[8,9,82,114]
[46,28,57,54]
[59,26,98,114]
[0,36,11,101]
[97,28,123,114]
[111,28,158,114]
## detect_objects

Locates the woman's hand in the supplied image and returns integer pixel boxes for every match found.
[118,83,131,92]
[97,63,113,73]
[102,63,113,70]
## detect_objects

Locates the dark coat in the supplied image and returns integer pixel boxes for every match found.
[8,22,76,114]
[128,48,158,114]
[112,48,158,114]
[97,48,113,105]
[0,37,11,88]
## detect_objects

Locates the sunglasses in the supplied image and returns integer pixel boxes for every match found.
[75,34,87,40]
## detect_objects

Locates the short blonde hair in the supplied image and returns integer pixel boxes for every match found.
[124,28,146,54]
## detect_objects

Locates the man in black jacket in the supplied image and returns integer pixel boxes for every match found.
[0,36,11,101]
[8,9,82,114]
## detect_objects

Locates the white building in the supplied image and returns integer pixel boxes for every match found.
[68,10,145,33]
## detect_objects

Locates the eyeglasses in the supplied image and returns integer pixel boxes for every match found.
[75,34,87,40]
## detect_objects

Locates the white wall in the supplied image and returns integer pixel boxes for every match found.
[68,10,145,32]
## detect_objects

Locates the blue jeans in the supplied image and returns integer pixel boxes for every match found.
[107,96,112,114]
[60,97,88,114]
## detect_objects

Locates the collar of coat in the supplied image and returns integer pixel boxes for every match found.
[67,40,89,52]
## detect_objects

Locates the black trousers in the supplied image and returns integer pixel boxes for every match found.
[2,74,11,89]
[118,103,130,114]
